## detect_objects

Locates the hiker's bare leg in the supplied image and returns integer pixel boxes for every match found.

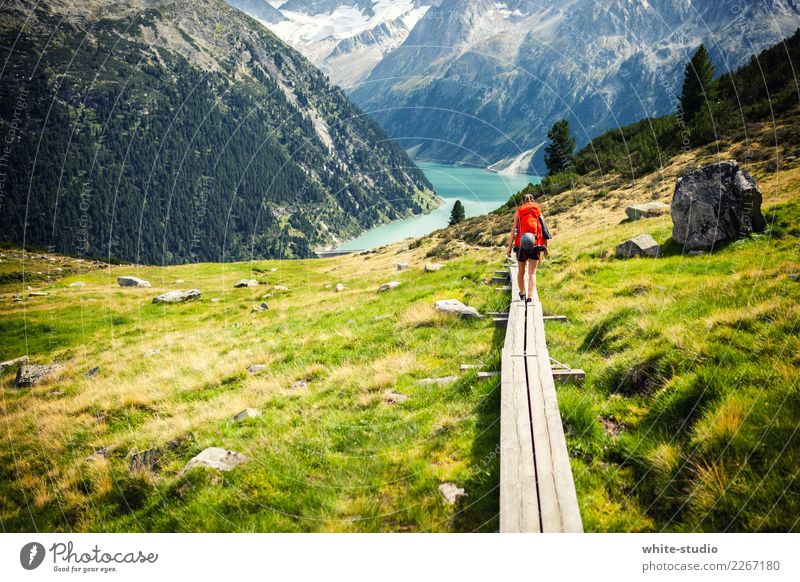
[517,260,526,296]
[527,259,539,299]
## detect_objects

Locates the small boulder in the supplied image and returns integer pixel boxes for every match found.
[289,379,309,390]
[396,263,408,271]
[439,482,466,505]
[233,408,261,422]
[334,283,345,293]
[424,263,445,272]
[625,201,669,220]
[14,363,59,387]
[671,160,766,250]
[382,391,408,404]
[180,447,248,474]
[118,276,151,287]
[247,364,268,374]
[616,234,660,258]
[434,299,483,318]
[0,355,28,372]
[378,281,400,292]
[210,297,222,302]
[273,285,290,292]
[173,279,185,284]
[86,366,100,378]
[28,291,48,297]
[251,302,269,313]
[69,281,85,288]
[235,279,259,288]
[152,289,201,304]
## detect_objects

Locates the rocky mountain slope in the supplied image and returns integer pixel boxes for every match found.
[349,0,800,173]
[0,0,435,264]
[234,0,439,87]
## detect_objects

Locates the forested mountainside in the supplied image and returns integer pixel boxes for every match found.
[350,0,800,173]
[0,0,435,264]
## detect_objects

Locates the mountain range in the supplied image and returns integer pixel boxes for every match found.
[0,0,435,264]
[236,0,800,174]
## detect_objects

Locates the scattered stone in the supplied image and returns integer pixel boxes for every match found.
[671,160,766,251]
[251,302,269,313]
[13,363,59,387]
[235,279,259,288]
[424,263,445,272]
[180,447,248,474]
[378,281,400,292]
[211,298,222,302]
[372,315,391,322]
[233,408,261,422]
[128,448,162,472]
[382,391,408,404]
[434,299,483,318]
[0,355,28,372]
[247,364,268,374]
[117,276,151,287]
[152,289,201,304]
[144,348,161,357]
[86,366,100,378]
[334,283,345,293]
[273,285,290,292]
[69,281,85,287]
[396,262,408,271]
[289,379,309,390]
[28,292,48,297]
[419,376,459,385]
[269,268,278,272]
[439,482,466,505]
[625,201,669,220]
[615,234,661,258]
[173,279,185,284]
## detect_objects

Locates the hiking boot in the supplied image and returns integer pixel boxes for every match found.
[518,292,525,301]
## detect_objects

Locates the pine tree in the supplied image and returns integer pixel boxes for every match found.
[449,200,466,226]
[544,119,576,176]
[679,44,716,120]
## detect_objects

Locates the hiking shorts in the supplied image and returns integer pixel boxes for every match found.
[514,245,542,263]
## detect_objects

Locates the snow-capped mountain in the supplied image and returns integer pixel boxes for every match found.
[231,0,440,87]
[348,0,800,173]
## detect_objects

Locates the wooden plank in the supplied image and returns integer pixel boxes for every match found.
[527,287,583,533]
[477,371,500,378]
[543,315,567,323]
[495,270,511,278]
[460,364,481,371]
[500,264,540,532]
[491,276,508,284]
[493,317,508,327]
[552,369,586,384]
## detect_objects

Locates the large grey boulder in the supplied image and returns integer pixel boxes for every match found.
[434,299,483,318]
[671,160,766,251]
[117,276,151,287]
[14,363,60,387]
[235,279,259,288]
[152,289,201,304]
[616,234,660,258]
[626,201,669,220]
[180,447,248,474]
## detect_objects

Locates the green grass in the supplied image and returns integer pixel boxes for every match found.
[1,198,798,533]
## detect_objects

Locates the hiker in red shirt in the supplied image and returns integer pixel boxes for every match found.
[506,193,551,303]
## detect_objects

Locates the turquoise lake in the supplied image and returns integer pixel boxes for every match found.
[339,162,541,250]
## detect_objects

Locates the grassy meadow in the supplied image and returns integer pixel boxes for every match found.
[1,150,798,532]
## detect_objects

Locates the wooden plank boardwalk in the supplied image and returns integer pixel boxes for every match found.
[499,263,583,533]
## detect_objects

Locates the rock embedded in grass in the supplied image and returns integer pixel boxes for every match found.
[251,302,269,313]
[0,355,28,372]
[117,276,151,287]
[671,160,766,250]
[378,281,400,292]
[334,283,345,292]
[247,364,268,374]
[625,201,669,220]
[396,262,408,271]
[69,281,85,287]
[289,379,309,390]
[434,299,483,318]
[13,363,60,387]
[234,279,258,288]
[382,391,408,404]
[439,482,466,505]
[424,263,445,272]
[86,366,100,378]
[273,285,290,292]
[233,408,261,422]
[152,289,201,304]
[615,234,660,258]
[180,447,248,474]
